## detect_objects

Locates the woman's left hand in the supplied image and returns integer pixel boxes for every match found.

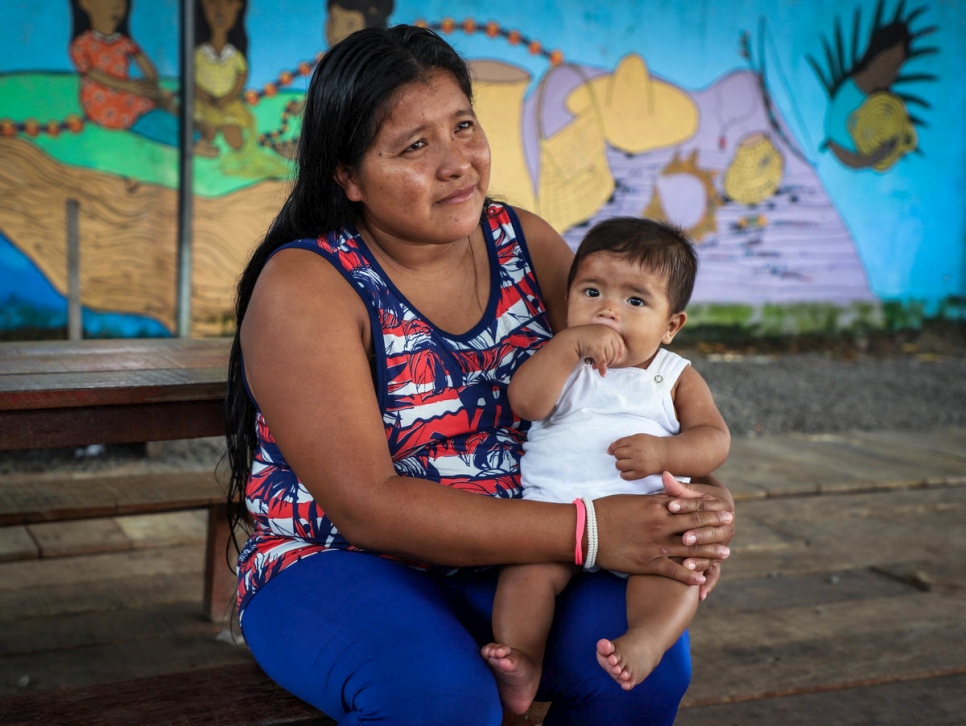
[661,471,736,600]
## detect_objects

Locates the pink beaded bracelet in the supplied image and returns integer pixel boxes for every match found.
[573,497,587,566]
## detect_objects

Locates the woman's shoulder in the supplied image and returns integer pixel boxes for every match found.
[246,244,370,351]
[506,206,573,328]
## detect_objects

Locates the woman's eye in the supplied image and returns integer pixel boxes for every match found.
[456,120,474,132]
[405,140,426,152]
[628,297,645,307]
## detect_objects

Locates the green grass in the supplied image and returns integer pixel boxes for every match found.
[0,71,297,197]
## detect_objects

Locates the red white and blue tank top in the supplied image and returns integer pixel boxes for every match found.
[236,202,553,620]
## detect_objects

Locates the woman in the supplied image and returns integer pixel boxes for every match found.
[193,0,252,154]
[225,24,735,725]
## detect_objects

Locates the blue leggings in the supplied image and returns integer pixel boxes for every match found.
[241,550,690,725]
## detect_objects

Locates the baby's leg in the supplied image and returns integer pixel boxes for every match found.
[482,562,573,714]
[596,574,699,690]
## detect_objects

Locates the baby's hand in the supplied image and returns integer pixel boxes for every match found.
[568,324,625,375]
[608,433,667,480]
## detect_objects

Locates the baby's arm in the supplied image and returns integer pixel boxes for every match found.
[509,324,624,421]
[609,365,730,480]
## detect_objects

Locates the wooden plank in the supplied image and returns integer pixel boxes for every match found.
[686,590,966,706]
[717,438,854,498]
[839,430,966,476]
[678,672,966,726]
[699,566,916,615]
[0,527,37,562]
[114,510,207,549]
[712,427,965,500]
[0,662,330,725]
[679,483,966,707]
[848,427,966,461]
[0,638,257,701]
[0,544,203,593]
[0,400,226,450]
[723,485,966,579]
[0,603,232,657]
[0,471,224,525]
[728,517,802,554]
[744,433,960,492]
[7,512,208,562]
[0,338,230,375]
[0,368,226,410]
[0,571,203,625]
[27,518,130,558]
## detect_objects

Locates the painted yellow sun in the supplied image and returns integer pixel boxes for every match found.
[642,149,718,242]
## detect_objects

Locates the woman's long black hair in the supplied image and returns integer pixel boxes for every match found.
[224,25,474,547]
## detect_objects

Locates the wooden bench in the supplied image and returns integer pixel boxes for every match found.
[0,338,235,620]
[0,662,334,725]
[0,339,340,723]
[0,468,237,621]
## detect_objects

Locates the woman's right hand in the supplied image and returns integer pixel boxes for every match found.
[592,485,733,585]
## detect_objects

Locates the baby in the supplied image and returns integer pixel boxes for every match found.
[482,217,731,714]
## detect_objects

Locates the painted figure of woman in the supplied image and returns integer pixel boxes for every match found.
[194,0,253,156]
[811,2,936,171]
[68,0,174,143]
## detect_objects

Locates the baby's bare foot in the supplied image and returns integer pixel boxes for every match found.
[595,634,663,690]
[481,642,541,715]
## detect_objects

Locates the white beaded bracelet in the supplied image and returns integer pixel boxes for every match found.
[581,496,598,570]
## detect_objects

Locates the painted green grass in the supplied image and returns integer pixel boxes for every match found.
[682,297,964,341]
[0,71,297,197]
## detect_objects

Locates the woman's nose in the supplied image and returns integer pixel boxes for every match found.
[438,139,471,178]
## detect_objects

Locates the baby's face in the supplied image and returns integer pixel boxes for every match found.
[567,252,681,368]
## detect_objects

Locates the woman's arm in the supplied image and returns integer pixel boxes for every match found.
[242,248,573,566]
[131,50,159,83]
[825,137,897,169]
[242,244,731,579]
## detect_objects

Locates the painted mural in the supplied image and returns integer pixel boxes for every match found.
[0,0,963,338]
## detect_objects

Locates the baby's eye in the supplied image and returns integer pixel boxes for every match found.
[583,288,600,298]
[627,297,645,307]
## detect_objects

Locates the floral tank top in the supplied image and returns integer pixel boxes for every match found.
[236,203,553,621]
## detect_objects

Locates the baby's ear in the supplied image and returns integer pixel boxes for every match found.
[662,311,687,344]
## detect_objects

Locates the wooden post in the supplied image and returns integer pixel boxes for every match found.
[176,0,196,338]
[203,502,237,622]
[66,198,82,341]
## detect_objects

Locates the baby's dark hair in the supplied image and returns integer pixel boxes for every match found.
[568,217,698,313]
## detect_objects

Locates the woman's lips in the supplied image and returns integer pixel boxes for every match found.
[438,185,476,204]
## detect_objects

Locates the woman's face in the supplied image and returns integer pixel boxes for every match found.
[867,42,907,88]
[79,0,127,35]
[336,70,491,249]
[201,0,243,33]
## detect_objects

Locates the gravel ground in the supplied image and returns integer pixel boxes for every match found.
[3,328,964,475]
[693,348,966,436]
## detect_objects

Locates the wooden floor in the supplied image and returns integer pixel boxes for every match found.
[1,427,964,724]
